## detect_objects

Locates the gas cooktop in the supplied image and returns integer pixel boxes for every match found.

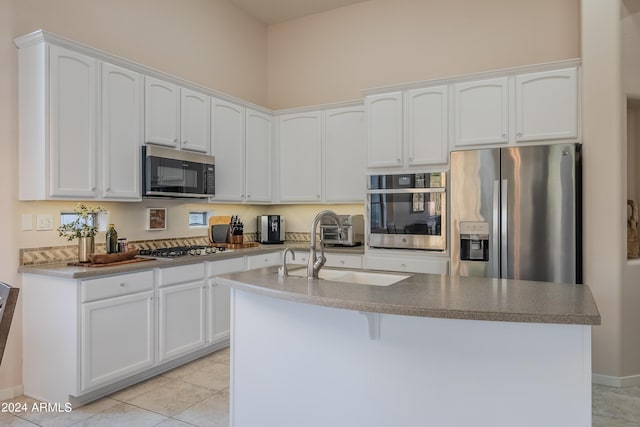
[138,245,230,259]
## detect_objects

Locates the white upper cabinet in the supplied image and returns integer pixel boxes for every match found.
[454,77,509,147]
[278,112,322,202]
[324,106,365,202]
[101,63,143,200]
[145,77,210,153]
[245,108,272,203]
[406,85,449,166]
[211,98,245,201]
[144,77,180,148]
[180,88,211,153]
[49,45,99,198]
[515,68,578,142]
[366,88,448,170]
[366,92,403,168]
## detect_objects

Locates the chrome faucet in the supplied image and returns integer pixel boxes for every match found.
[308,210,343,279]
[278,248,295,277]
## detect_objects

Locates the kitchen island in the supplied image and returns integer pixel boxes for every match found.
[214,267,600,427]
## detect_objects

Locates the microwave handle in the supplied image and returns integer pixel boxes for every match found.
[367,188,445,195]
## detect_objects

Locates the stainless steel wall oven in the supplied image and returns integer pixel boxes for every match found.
[367,172,446,251]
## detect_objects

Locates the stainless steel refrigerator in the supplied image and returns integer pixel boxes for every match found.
[450,143,582,284]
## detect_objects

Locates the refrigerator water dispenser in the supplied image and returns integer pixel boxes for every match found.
[459,221,489,262]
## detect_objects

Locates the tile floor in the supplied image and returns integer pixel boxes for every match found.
[1,346,639,426]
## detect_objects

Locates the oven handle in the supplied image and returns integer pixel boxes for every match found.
[366,188,445,194]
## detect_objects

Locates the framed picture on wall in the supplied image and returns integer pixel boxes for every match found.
[146,208,167,231]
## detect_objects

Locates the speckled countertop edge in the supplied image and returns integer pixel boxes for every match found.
[214,267,602,326]
[17,243,363,279]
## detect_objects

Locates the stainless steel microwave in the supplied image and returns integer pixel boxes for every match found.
[367,172,446,251]
[142,145,215,198]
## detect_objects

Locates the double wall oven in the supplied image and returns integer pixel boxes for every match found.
[367,172,446,251]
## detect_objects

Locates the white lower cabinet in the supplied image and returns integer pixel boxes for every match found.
[363,253,449,275]
[79,271,155,392]
[81,290,155,392]
[158,265,207,362]
[246,252,282,269]
[207,257,246,343]
[292,251,362,269]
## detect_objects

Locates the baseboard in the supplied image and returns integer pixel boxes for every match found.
[593,374,640,387]
[0,385,24,401]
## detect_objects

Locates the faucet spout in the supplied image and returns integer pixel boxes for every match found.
[308,210,343,279]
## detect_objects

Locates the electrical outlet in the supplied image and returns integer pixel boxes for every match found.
[36,214,54,231]
[21,214,33,231]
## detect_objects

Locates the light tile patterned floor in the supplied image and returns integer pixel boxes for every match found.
[2,346,639,426]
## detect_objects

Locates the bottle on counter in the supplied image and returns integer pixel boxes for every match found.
[106,224,118,254]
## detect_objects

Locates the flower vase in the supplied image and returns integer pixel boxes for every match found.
[78,236,95,263]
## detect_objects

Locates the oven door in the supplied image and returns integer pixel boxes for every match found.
[368,188,446,250]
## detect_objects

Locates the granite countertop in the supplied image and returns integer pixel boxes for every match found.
[18,243,364,279]
[214,267,601,326]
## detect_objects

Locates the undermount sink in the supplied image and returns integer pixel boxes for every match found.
[287,267,410,286]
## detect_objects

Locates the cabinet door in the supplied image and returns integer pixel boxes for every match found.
[279,112,322,202]
[245,108,272,202]
[211,98,245,201]
[49,45,98,197]
[158,281,206,362]
[144,77,179,147]
[81,291,154,391]
[406,86,449,165]
[207,258,246,344]
[515,68,578,142]
[181,88,210,153]
[365,92,403,168]
[101,63,143,199]
[324,106,366,202]
[454,77,509,147]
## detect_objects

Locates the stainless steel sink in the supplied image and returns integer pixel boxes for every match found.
[287,267,410,286]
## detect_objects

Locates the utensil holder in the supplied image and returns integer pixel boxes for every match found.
[229,234,243,244]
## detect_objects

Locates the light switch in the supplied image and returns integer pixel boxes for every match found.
[36,214,54,231]
[21,214,33,231]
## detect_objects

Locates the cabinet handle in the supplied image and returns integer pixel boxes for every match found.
[317,194,320,198]
[173,138,178,143]
[183,140,188,145]
[120,282,126,287]
[516,132,523,137]
[400,263,407,268]
[501,133,507,139]
[397,158,402,164]
[340,260,345,265]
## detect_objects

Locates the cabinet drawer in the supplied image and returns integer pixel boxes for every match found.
[246,252,281,269]
[82,271,154,302]
[158,263,206,286]
[363,255,448,275]
[325,253,362,269]
[208,257,246,277]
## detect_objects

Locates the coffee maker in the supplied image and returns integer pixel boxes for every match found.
[257,215,285,244]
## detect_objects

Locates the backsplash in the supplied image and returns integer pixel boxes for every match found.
[19,232,311,266]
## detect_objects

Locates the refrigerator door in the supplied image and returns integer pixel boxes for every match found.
[501,144,580,283]
[450,148,500,278]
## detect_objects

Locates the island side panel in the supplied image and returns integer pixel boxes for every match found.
[22,274,80,403]
[230,289,592,427]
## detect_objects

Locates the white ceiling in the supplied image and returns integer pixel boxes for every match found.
[230,0,368,25]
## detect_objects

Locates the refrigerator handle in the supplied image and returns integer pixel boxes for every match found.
[492,180,500,277]
[501,179,508,278]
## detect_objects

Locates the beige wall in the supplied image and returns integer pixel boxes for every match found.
[621,0,640,378]
[267,0,580,109]
[13,0,268,105]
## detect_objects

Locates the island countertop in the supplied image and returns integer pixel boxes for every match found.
[214,266,601,325]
